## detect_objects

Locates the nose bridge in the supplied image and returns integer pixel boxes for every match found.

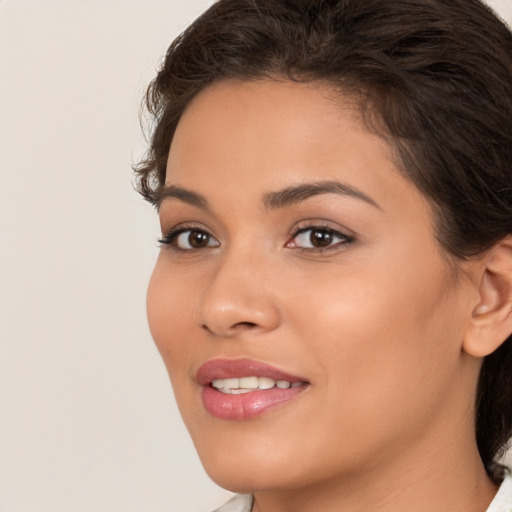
[195,243,280,336]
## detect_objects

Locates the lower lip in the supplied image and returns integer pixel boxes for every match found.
[201,385,306,420]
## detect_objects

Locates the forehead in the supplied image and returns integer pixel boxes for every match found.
[166,80,421,222]
[170,79,365,150]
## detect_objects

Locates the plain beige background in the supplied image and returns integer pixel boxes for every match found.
[1,1,511,511]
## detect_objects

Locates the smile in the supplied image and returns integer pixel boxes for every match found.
[197,359,309,420]
[212,376,304,394]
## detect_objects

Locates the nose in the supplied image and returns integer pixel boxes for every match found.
[195,251,281,337]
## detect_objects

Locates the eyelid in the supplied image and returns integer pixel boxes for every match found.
[158,220,355,253]
[288,219,354,238]
[158,223,219,250]
[286,221,355,251]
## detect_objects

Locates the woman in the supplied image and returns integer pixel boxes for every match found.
[135,0,512,510]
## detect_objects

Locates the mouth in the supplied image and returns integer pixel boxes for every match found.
[196,358,309,420]
[211,376,304,394]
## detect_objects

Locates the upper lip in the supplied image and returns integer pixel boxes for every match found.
[196,358,308,386]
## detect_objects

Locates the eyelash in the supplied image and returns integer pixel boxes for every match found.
[158,225,218,250]
[158,224,354,253]
[287,225,354,253]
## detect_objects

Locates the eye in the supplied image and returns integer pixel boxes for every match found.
[287,226,353,250]
[159,228,220,250]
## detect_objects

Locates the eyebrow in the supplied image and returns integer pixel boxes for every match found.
[157,180,381,211]
[263,180,381,210]
[156,185,210,210]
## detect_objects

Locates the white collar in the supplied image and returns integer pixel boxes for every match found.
[486,471,512,512]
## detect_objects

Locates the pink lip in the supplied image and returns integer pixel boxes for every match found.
[196,358,306,385]
[196,358,309,420]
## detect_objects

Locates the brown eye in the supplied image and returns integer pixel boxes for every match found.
[187,230,211,248]
[291,227,353,250]
[309,229,333,247]
[167,229,220,250]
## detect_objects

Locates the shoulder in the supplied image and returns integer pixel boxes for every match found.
[487,471,512,512]
[211,494,253,512]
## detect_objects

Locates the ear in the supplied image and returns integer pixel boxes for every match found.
[463,236,512,358]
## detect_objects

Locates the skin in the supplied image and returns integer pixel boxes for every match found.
[147,79,499,512]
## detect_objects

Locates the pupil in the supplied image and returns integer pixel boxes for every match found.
[189,230,209,248]
[310,229,332,247]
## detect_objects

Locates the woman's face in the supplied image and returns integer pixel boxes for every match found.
[147,80,478,492]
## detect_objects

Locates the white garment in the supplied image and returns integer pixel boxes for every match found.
[487,472,512,512]
[213,472,512,512]
[212,494,252,512]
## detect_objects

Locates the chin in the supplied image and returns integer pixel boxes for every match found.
[191,429,305,493]
[201,459,301,495]
[204,467,268,495]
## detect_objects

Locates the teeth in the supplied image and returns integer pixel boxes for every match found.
[223,378,239,389]
[258,377,275,390]
[212,379,225,389]
[211,376,302,394]
[239,376,259,389]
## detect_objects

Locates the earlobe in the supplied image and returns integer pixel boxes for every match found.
[463,236,512,358]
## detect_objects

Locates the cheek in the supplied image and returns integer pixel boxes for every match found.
[146,262,194,373]
[283,255,463,420]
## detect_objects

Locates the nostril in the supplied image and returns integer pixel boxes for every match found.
[235,322,258,328]
[201,321,258,335]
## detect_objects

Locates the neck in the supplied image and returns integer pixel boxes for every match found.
[252,420,498,512]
